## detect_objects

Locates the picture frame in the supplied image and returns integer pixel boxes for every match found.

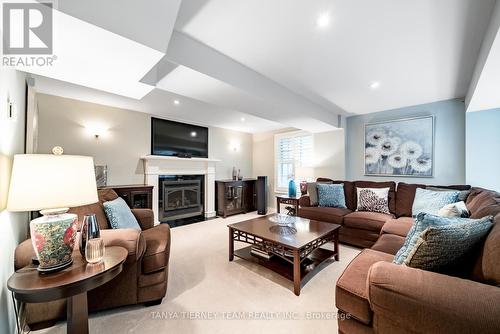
[364,116,434,177]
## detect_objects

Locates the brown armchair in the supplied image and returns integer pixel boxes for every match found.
[14,189,171,329]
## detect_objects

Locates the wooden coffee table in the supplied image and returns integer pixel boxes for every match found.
[7,246,128,334]
[228,214,340,295]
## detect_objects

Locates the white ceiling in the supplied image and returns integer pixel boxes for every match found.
[176,0,495,114]
[10,0,500,132]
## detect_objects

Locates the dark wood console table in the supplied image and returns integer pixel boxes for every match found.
[215,179,256,218]
[7,247,127,334]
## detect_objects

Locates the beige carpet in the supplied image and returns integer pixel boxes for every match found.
[35,212,360,334]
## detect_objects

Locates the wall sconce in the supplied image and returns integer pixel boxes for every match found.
[229,141,240,152]
[85,123,108,139]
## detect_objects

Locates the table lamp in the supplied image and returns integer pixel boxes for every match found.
[7,152,98,272]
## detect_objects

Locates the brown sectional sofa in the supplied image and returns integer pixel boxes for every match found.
[14,189,171,329]
[298,180,500,333]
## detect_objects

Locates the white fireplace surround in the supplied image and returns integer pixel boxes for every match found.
[141,155,220,223]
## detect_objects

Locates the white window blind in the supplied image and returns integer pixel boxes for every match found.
[275,132,313,193]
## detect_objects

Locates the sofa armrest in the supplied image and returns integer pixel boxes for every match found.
[368,262,500,334]
[100,228,146,262]
[299,195,311,207]
[15,239,36,270]
[131,208,155,230]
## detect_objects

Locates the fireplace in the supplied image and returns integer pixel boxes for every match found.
[159,175,204,222]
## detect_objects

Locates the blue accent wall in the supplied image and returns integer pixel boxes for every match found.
[346,99,466,185]
[466,108,500,191]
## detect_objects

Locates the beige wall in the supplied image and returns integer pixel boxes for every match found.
[252,128,345,208]
[0,68,28,334]
[36,94,253,184]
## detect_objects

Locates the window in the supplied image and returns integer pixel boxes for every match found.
[275,131,313,193]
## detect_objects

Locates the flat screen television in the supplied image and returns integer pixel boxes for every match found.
[151,117,209,158]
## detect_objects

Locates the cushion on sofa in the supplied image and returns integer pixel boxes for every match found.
[142,224,171,274]
[315,178,356,210]
[339,227,380,248]
[68,202,109,230]
[336,249,394,325]
[371,233,407,255]
[356,187,391,214]
[103,197,141,230]
[354,181,396,214]
[318,183,347,208]
[381,217,414,237]
[299,206,351,225]
[307,182,319,206]
[412,188,459,216]
[404,215,493,274]
[395,182,426,217]
[343,211,395,232]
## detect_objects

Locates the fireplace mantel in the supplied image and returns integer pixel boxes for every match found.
[141,155,220,223]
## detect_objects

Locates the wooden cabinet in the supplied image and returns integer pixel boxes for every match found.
[215,179,256,218]
[99,185,153,209]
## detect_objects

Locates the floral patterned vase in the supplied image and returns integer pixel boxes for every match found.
[30,213,78,272]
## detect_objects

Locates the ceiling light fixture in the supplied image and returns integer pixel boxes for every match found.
[173,99,180,105]
[370,81,380,89]
[316,12,330,28]
[240,117,245,122]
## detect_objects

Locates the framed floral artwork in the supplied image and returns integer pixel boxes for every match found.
[364,116,434,177]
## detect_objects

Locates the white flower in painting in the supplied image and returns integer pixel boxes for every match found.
[365,147,381,164]
[378,138,399,156]
[366,129,386,146]
[400,141,423,160]
[387,154,406,168]
[411,158,432,173]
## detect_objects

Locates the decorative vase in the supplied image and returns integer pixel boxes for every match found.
[30,210,78,272]
[288,179,297,198]
[79,214,103,263]
[232,167,237,180]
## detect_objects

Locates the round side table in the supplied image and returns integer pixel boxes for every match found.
[7,246,128,334]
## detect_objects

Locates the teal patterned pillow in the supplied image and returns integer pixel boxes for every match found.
[103,197,141,230]
[317,184,347,208]
[394,212,462,264]
[404,215,493,272]
[412,188,459,217]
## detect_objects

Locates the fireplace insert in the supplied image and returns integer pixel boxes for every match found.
[159,175,204,222]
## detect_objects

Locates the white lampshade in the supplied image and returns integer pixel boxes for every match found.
[7,154,98,211]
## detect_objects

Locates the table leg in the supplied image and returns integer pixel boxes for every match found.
[229,227,234,261]
[334,230,340,261]
[67,292,89,334]
[276,198,280,213]
[294,202,299,216]
[293,249,301,296]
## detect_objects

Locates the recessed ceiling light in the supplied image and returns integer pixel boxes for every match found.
[240,117,245,122]
[316,13,330,28]
[173,99,180,105]
[370,82,380,89]
[190,131,197,137]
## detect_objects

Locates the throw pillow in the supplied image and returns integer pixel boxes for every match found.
[438,201,470,218]
[307,182,319,206]
[404,215,493,273]
[317,184,347,208]
[103,197,141,230]
[412,188,459,217]
[356,187,390,214]
[426,186,470,202]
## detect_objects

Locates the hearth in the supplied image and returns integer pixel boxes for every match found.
[159,175,204,222]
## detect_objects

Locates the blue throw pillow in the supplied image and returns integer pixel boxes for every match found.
[103,197,141,230]
[404,215,493,272]
[317,183,347,208]
[412,188,459,217]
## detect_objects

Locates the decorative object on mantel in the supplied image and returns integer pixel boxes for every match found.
[7,151,98,272]
[364,116,434,177]
[95,165,107,187]
[232,166,237,180]
[237,169,243,180]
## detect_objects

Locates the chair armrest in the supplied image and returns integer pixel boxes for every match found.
[131,208,155,230]
[368,262,500,334]
[299,195,311,207]
[100,229,145,262]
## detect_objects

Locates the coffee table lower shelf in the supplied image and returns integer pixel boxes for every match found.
[233,246,336,292]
